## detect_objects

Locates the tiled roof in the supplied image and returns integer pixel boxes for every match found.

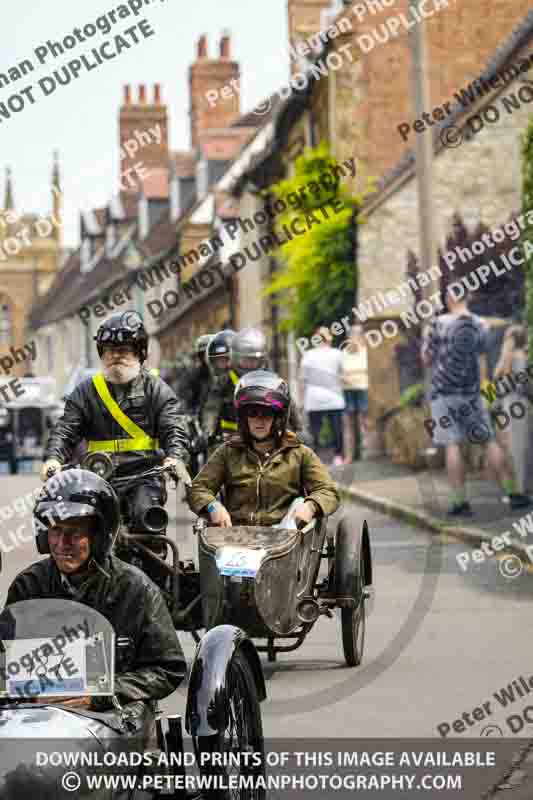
[231,92,283,127]
[137,215,178,260]
[29,248,83,329]
[199,127,256,161]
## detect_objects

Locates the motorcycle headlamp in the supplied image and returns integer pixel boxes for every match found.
[81,451,114,481]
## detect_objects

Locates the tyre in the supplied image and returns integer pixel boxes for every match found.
[340,553,366,667]
[334,517,369,667]
[193,649,265,799]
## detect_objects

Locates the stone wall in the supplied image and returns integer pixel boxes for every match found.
[357,46,533,444]
[344,0,533,179]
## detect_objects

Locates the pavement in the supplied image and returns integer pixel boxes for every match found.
[332,455,533,796]
[332,455,533,570]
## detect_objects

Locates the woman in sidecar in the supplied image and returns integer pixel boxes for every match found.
[188,370,340,530]
[188,371,371,667]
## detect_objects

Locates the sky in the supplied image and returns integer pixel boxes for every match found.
[0,0,289,247]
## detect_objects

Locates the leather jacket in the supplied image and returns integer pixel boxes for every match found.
[45,369,190,464]
[5,554,186,706]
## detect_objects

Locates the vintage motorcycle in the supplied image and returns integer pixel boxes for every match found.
[0,598,266,799]
[79,450,202,637]
[78,450,372,667]
[194,514,372,666]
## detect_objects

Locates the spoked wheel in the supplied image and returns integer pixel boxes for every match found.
[341,553,366,667]
[193,649,265,799]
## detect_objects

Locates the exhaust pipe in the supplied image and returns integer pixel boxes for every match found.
[131,484,168,533]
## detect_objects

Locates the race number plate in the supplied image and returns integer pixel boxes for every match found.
[216,547,266,578]
[4,637,87,697]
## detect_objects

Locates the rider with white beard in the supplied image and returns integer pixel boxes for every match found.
[40,312,191,574]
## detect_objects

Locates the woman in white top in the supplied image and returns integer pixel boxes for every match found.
[342,326,369,462]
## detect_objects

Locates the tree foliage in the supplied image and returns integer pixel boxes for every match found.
[262,142,374,340]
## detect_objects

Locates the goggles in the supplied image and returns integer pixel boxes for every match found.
[98,329,138,344]
[244,405,276,419]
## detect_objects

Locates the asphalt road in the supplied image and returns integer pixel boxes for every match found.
[1,472,533,747]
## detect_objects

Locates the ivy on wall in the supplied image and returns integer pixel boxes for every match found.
[521,119,533,355]
[262,142,374,340]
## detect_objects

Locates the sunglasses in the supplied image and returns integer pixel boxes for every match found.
[245,406,275,419]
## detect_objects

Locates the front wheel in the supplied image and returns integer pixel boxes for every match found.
[193,649,265,799]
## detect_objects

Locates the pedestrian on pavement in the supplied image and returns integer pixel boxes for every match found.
[342,325,369,462]
[421,287,531,516]
[493,319,529,493]
[299,327,346,466]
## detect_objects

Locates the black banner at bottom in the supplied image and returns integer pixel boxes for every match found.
[0,736,530,798]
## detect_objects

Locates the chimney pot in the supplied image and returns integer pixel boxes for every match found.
[220,32,231,58]
[124,85,131,104]
[198,34,208,58]
[139,84,146,103]
[154,83,162,104]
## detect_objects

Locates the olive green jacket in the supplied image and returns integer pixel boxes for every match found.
[188,431,340,526]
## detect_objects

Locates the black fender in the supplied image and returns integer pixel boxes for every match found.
[185,624,266,737]
[334,516,372,608]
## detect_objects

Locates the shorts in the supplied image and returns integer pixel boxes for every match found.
[344,390,368,413]
[428,393,495,446]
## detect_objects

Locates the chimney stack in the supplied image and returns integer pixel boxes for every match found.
[119,83,169,192]
[198,34,208,58]
[189,33,241,150]
[287,0,334,73]
[220,32,231,58]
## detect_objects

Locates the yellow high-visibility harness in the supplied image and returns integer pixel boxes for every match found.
[219,370,239,431]
[87,373,159,452]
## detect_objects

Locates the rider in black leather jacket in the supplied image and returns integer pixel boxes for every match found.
[41,313,190,577]
[5,470,186,712]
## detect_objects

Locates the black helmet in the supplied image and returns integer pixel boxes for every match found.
[206,329,236,378]
[234,369,290,443]
[195,333,213,361]
[231,328,269,376]
[33,469,120,564]
[94,311,148,363]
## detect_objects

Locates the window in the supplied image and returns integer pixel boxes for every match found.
[46,335,54,373]
[0,297,11,345]
[196,160,209,200]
